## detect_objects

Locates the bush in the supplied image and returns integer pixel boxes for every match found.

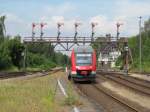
[27,52,56,70]
[0,40,12,70]
[0,36,69,71]
[0,36,25,70]
[128,30,150,72]
[8,37,24,69]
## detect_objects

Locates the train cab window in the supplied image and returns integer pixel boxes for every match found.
[76,53,92,66]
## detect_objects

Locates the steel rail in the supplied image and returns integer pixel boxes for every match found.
[97,73,150,96]
[92,84,139,112]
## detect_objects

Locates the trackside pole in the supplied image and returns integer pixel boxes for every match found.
[66,66,71,80]
[23,44,27,72]
[66,66,68,75]
[124,42,129,75]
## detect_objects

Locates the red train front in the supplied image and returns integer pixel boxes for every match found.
[68,46,96,82]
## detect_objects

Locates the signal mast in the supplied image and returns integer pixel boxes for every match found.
[74,22,81,42]
[32,23,39,41]
[91,22,98,42]
[40,23,47,39]
[57,22,64,42]
[116,22,123,40]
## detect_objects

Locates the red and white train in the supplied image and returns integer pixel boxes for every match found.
[68,46,96,82]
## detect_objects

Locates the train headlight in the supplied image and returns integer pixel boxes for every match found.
[76,66,79,69]
[91,71,96,74]
[71,71,77,74]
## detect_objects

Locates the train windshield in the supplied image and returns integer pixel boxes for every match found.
[76,53,92,66]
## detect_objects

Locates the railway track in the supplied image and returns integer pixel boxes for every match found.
[120,74,150,87]
[76,82,144,112]
[97,71,150,86]
[0,67,63,79]
[97,72,150,96]
[76,71,150,112]
[92,84,139,112]
[0,72,28,79]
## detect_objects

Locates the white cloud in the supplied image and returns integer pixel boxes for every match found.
[89,14,141,37]
[1,13,30,37]
[43,2,76,16]
[5,13,23,23]
[39,16,74,36]
[40,16,65,29]
[37,2,77,36]
[116,0,150,18]
[2,1,150,38]
[2,13,138,38]
[0,2,76,37]
[89,15,117,36]
[113,0,150,35]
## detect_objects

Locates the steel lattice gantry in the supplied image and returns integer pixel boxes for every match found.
[23,36,129,74]
[23,22,129,74]
[23,36,128,51]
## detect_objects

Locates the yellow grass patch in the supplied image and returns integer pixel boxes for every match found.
[0,72,65,112]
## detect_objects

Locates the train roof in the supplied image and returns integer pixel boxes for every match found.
[74,46,93,53]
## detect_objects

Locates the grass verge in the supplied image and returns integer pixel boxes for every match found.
[0,72,61,112]
[64,82,82,106]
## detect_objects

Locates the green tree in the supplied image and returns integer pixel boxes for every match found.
[0,39,12,70]
[8,36,25,69]
[27,43,54,58]
[144,18,150,32]
[0,15,6,40]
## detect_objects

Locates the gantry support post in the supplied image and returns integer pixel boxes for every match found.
[54,22,65,49]
[124,42,129,75]
[40,23,47,40]
[57,22,64,42]
[138,16,142,73]
[116,22,123,40]
[23,44,27,72]
[74,23,78,42]
[74,22,81,45]
[32,23,36,41]
[91,22,98,42]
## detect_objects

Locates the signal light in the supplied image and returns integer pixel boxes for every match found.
[40,23,47,28]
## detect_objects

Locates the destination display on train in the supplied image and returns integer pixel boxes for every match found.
[76,54,92,57]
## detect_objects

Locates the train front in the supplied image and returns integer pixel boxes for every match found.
[70,46,96,81]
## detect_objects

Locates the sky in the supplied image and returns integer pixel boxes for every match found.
[0,0,150,38]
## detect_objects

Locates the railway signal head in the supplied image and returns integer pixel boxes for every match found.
[57,22,64,28]
[32,23,36,28]
[74,22,82,27]
[91,22,98,37]
[40,23,47,28]
[74,22,82,34]
[32,23,39,29]
[91,22,98,27]
[116,22,123,28]
[32,23,39,37]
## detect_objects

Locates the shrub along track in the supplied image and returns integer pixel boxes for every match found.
[0,67,63,80]
[76,73,150,112]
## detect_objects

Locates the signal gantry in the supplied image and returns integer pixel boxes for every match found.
[23,21,129,74]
